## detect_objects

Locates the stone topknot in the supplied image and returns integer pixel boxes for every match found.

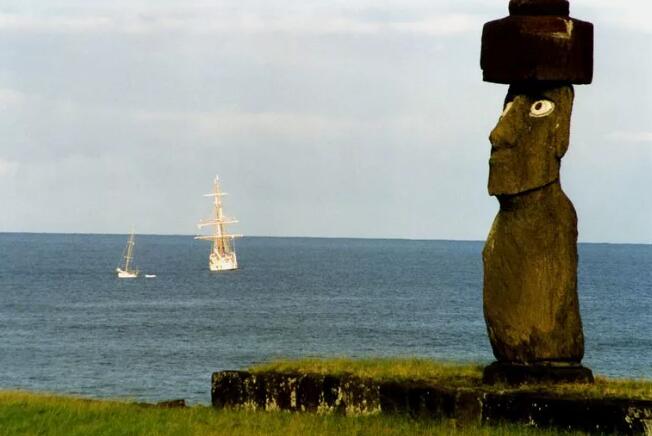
[509,0,569,16]
[481,0,593,84]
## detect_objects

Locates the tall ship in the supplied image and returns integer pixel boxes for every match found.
[116,230,139,278]
[195,176,242,271]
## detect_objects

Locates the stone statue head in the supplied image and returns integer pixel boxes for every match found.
[488,84,574,196]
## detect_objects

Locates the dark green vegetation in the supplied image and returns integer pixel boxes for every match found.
[250,358,652,400]
[0,390,585,436]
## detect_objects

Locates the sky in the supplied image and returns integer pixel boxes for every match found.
[0,1,650,243]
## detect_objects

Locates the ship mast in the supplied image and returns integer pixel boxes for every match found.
[213,177,227,255]
[195,176,242,251]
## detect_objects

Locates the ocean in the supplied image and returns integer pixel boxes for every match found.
[0,233,650,404]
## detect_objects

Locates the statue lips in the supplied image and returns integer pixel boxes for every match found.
[489,147,509,163]
[488,123,512,164]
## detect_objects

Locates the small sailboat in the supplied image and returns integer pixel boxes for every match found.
[116,230,140,278]
[195,176,242,271]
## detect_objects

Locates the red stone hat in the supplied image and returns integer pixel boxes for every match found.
[481,0,593,84]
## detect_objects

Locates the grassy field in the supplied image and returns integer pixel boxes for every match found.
[2,358,650,435]
[251,357,652,399]
[0,390,587,436]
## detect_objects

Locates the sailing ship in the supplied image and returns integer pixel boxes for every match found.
[116,230,140,278]
[195,176,242,271]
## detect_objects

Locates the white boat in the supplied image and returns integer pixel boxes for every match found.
[145,274,157,278]
[195,176,242,271]
[116,230,140,278]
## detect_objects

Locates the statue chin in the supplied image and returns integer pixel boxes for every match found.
[488,163,560,197]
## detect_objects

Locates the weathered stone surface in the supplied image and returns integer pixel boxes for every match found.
[481,14,593,84]
[211,370,652,434]
[482,362,593,385]
[482,393,652,435]
[340,376,380,415]
[483,84,584,364]
[211,371,379,415]
[295,374,324,412]
[263,372,296,410]
[211,370,259,409]
[379,382,482,423]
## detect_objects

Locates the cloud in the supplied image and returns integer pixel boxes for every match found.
[0,1,648,37]
[571,0,652,33]
[0,159,18,177]
[0,11,479,36]
[0,88,26,106]
[389,14,479,35]
[607,131,652,143]
[133,108,355,139]
[130,107,461,149]
[0,14,114,34]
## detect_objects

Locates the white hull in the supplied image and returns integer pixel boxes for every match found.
[116,268,139,278]
[209,252,238,271]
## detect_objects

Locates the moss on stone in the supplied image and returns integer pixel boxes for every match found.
[250,358,652,400]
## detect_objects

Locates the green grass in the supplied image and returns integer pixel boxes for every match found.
[250,357,652,400]
[0,390,586,436]
[251,357,484,387]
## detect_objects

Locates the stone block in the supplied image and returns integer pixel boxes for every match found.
[211,371,252,408]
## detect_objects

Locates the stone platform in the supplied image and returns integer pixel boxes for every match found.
[212,370,652,435]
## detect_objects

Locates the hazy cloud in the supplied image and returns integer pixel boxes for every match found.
[607,131,652,143]
[0,11,481,36]
[0,159,18,177]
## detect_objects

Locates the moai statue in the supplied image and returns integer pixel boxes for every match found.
[480,0,595,384]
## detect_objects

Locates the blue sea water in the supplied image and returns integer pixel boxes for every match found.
[0,233,650,404]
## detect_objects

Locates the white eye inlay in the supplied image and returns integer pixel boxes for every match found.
[501,101,513,117]
[529,99,555,117]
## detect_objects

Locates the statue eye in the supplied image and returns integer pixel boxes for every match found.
[529,100,555,117]
[501,101,513,117]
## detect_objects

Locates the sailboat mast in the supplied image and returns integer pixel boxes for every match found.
[125,231,134,271]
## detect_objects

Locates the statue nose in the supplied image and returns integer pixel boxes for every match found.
[489,119,516,150]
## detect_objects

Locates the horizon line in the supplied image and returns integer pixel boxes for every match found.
[0,231,649,246]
